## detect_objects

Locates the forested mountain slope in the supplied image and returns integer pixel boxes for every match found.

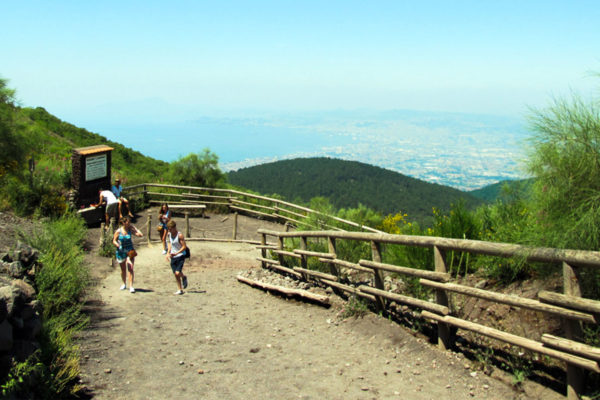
[17,107,168,183]
[469,178,534,202]
[227,157,484,223]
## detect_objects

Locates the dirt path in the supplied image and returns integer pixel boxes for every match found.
[77,212,563,400]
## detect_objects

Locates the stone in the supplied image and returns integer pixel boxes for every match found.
[0,261,24,279]
[24,315,42,339]
[14,243,39,268]
[0,288,9,321]
[0,319,13,351]
[21,303,35,321]
[474,280,488,289]
[12,279,36,302]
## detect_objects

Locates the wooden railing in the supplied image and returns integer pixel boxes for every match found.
[257,229,600,400]
[123,183,384,237]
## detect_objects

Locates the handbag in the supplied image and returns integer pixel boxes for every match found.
[127,249,138,259]
[157,225,164,233]
[183,247,190,259]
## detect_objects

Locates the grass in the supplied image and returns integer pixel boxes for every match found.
[339,295,369,319]
[1,213,90,399]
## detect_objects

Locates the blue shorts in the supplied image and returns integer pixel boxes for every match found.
[170,256,185,273]
[116,248,131,263]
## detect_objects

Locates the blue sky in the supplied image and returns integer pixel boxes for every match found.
[2,1,599,124]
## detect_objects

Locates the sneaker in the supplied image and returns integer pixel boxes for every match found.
[120,284,126,290]
[174,290,183,295]
[182,275,188,289]
[162,250,167,255]
[130,287,135,293]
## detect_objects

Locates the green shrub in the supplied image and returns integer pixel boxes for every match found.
[1,213,91,398]
[2,167,68,218]
[339,296,369,319]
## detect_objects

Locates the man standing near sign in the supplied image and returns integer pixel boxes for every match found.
[96,189,122,227]
[111,178,134,218]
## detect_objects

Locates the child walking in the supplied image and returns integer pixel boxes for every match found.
[165,220,189,295]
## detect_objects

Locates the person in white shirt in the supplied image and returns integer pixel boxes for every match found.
[165,220,189,295]
[96,189,122,227]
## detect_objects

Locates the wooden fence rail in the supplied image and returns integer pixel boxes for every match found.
[256,228,600,400]
[123,183,385,234]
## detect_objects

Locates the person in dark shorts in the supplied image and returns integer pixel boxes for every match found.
[96,189,122,227]
[111,178,134,218]
[165,220,188,295]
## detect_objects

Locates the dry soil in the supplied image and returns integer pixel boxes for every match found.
[73,210,565,400]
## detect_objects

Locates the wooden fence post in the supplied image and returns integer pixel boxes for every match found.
[260,233,267,269]
[147,212,152,244]
[299,236,308,280]
[99,222,106,248]
[434,246,452,350]
[370,240,386,313]
[563,261,584,400]
[232,212,238,240]
[277,236,285,268]
[185,211,190,238]
[327,237,339,277]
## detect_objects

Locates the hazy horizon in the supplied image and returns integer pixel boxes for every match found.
[3,1,598,123]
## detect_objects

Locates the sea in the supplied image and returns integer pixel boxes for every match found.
[85,110,531,191]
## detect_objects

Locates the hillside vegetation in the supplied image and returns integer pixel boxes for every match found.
[227,157,484,224]
[468,178,533,202]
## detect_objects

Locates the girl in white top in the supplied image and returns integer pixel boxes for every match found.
[165,220,188,295]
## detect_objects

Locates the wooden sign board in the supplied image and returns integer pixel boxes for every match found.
[71,145,114,211]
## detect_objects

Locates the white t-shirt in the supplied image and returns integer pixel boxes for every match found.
[101,190,118,205]
[168,231,184,258]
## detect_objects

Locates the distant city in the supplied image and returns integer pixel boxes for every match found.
[95,109,531,191]
[218,110,530,191]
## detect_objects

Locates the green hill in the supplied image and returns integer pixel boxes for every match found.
[17,106,168,184]
[469,178,534,202]
[227,157,484,224]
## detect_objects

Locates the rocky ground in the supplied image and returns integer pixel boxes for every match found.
[73,208,566,400]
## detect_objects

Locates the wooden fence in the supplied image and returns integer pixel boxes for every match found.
[123,183,600,398]
[256,228,600,400]
[122,183,384,240]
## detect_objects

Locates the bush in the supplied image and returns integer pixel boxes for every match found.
[2,167,68,218]
[2,213,89,399]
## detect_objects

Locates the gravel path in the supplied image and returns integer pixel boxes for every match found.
[77,212,562,400]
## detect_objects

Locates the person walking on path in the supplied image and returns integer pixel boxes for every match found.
[165,220,188,295]
[113,216,143,293]
[158,203,171,254]
[111,178,134,218]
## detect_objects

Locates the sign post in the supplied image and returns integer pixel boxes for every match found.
[71,145,114,225]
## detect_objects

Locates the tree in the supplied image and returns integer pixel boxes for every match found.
[0,77,26,178]
[169,148,225,188]
[526,91,600,250]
